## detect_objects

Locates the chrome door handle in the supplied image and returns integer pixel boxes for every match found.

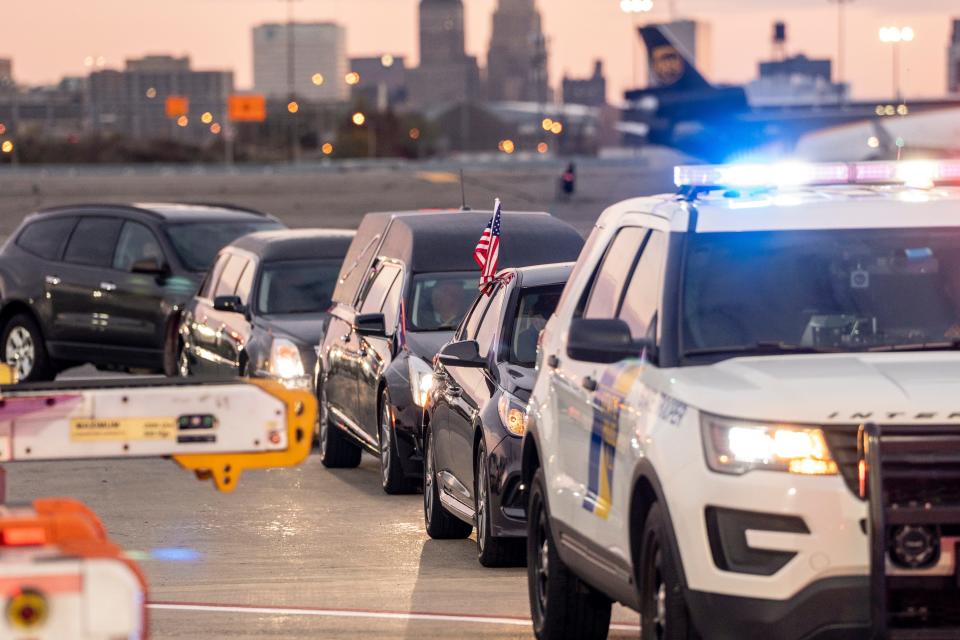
[547,355,559,369]
[45,275,61,286]
[341,332,351,342]
[445,385,462,399]
[582,376,598,392]
[100,282,117,292]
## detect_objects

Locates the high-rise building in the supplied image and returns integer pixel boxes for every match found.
[88,55,233,140]
[0,59,13,90]
[950,19,960,94]
[349,56,408,109]
[562,60,607,107]
[253,22,348,102]
[408,0,480,108]
[486,0,549,103]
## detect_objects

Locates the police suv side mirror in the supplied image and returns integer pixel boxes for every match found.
[566,318,655,364]
[355,313,387,337]
[213,295,246,315]
[438,340,486,369]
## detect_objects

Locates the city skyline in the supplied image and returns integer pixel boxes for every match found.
[5,0,956,102]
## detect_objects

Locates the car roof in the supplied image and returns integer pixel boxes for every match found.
[34,202,276,223]
[375,211,584,272]
[505,262,575,288]
[228,229,356,261]
[599,187,960,234]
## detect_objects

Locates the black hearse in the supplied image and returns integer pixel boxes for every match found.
[315,209,584,494]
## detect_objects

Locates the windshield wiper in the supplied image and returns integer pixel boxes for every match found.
[684,341,841,358]
[867,339,960,353]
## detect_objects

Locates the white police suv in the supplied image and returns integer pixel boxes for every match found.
[521,160,960,640]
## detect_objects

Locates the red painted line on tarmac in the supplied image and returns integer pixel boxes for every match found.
[147,601,641,631]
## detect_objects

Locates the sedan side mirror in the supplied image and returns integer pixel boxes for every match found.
[213,295,246,314]
[566,318,655,364]
[356,312,387,337]
[438,340,486,368]
[131,257,169,276]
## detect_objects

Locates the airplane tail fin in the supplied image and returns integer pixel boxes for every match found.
[639,24,712,91]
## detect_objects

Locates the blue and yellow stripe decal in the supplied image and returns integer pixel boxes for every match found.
[582,364,644,519]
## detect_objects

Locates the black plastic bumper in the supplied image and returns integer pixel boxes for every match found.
[393,402,424,480]
[686,577,870,640]
[488,433,526,538]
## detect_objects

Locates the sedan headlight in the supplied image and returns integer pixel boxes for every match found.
[270,338,305,379]
[408,356,434,408]
[701,414,838,476]
[498,393,528,437]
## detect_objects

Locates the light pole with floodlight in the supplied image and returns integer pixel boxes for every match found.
[879,26,914,104]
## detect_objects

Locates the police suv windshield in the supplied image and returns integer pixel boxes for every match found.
[682,228,960,359]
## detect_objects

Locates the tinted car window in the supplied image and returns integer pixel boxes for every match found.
[200,253,229,299]
[113,221,165,272]
[17,217,76,260]
[409,272,477,331]
[164,221,281,271]
[258,260,342,315]
[459,295,491,341]
[475,285,506,358]
[619,231,666,340]
[508,286,563,366]
[214,255,247,298]
[359,265,401,315]
[64,217,124,267]
[583,227,647,319]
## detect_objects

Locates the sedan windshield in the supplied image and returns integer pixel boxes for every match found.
[258,259,342,315]
[682,228,960,359]
[164,221,282,271]
[507,286,563,366]
[408,272,478,331]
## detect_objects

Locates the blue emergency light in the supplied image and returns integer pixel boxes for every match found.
[674,160,960,190]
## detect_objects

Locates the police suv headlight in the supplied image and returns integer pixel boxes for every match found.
[701,414,838,476]
[497,393,528,437]
[408,356,434,408]
[270,338,305,380]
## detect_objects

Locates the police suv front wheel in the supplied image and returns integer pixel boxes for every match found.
[639,503,699,640]
[527,468,612,640]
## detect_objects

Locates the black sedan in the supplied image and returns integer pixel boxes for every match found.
[423,262,572,566]
[178,229,353,388]
[317,210,584,496]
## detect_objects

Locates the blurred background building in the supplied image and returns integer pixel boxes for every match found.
[408,0,480,108]
[88,55,233,139]
[486,0,549,104]
[562,61,607,107]
[950,19,960,94]
[0,59,13,90]
[253,22,348,102]
[348,55,408,110]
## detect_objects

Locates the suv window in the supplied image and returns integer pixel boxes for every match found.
[475,285,506,358]
[17,217,77,260]
[459,295,491,341]
[582,227,648,319]
[214,255,247,298]
[359,264,401,315]
[113,221,165,272]
[64,217,124,267]
[619,231,666,340]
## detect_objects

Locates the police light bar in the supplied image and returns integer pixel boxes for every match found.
[675,160,960,190]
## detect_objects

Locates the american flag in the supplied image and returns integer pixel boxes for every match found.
[474,199,502,291]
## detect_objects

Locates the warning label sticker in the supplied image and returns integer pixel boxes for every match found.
[70,417,177,442]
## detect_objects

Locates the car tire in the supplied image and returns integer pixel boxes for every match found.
[528,468,611,640]
[319,385,361,469]
[423,425,473,540]
[177,339,192,378]
[639,503,699,640]
[476,439,525,567]
[2,313,54,382]
[379,390,417,495]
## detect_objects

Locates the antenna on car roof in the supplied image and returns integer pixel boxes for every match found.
[459,169,471,211]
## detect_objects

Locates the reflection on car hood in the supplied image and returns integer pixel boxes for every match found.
[656,352,960,424]
[264,314,331,345]
[405,331,454,360]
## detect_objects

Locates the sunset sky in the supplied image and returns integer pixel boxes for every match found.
[5,0,957,102]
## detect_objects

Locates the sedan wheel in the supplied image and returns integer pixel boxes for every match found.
[5,326,35,381]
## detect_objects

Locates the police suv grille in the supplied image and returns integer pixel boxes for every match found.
[822,426,861,498]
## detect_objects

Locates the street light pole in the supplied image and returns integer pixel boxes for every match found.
[828,0,853,86]
[879,26,914,104]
